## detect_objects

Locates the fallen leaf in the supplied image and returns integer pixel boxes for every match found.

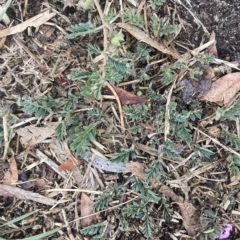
[16,123,57,147]
[0,11,56,38]
[0,184,56,205]
[58,158,80,172]
[111,86,147,105]
[207,31,218,57]
[80,193,96,227]
[3,155,18,185]
[117,23,180,59]
[200,72,240,106]
[126,162,145,180]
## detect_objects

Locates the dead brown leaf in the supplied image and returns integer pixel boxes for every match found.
[58,158,80,172]
[80,193,96,227]
[200,72,240,106]
[0,184,56,205]
[16,123,57,147]
[207,31,218,57]
[0,11,56,38]
[117,23,180,59]
[3,155,18,185]
[126,162,145,180]
[112,86,147,105]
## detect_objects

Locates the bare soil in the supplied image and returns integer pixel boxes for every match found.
[178,0,240,61]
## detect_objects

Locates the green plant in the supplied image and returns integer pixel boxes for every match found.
[121,10,144,29]
[17,95,60,117]
[216,97,240,121]
[145,160,168,181]
[198,53,215,64]
[0,210,59,239]
[194,145,214,160]
[227,154,240,176]
[149,0,166,10]
[162,140,180,159]
[80,222,105,236]
[200,209,221,240]
[221,128,240,151]
[65,22,99,39]
[69,123,98,157]
[111,148,136,163]
[160,65,175,84]
[77,0,94,10]
[150,14,161,37]
[160,24,179,37]
[123,104,150,120]
[188,67,203,78]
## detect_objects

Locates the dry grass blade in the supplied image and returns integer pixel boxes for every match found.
[0,10,56,38]
[117,23,181,59]
[0,184,56,205]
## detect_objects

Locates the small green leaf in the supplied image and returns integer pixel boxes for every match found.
[111,30,124,47]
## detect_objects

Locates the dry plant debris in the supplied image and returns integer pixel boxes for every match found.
[0,0,240,239]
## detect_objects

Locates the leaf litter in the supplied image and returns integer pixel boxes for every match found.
[1,0,240,239]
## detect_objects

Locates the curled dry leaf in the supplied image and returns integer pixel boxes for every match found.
[3,155,18,185]
[58,158,80,172]
[200,72,240,106]
[80,193,96,227]
[0,184,56,205]
[112,85,147,105]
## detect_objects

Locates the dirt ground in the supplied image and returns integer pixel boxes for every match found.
[178,0,240,61]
